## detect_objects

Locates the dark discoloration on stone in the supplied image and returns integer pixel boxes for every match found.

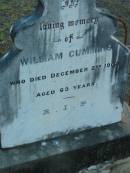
[0,48,21,127]
[0,0,130,148]
[10,0,44,42]
[1,122,130,172]
[0,0,130,171]
[0,0,49,127]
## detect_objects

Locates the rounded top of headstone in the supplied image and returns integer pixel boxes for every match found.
[39,0,96,15]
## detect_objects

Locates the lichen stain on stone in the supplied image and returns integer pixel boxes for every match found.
[0,0,130,148]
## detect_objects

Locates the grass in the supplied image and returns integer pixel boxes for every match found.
[0,0,37,55]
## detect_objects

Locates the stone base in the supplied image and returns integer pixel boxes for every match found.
[1,103,130,173]
[1,121,130,173]
[79,157,130,173]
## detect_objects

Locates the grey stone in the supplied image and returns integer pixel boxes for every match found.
[88,165,97,171]
[0,0,130,149]
[79,157,130,173]
[101,170,111,173]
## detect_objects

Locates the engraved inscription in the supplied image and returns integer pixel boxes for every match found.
[0,0,129,148]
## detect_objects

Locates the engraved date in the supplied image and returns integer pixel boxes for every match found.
[61,0,80,9]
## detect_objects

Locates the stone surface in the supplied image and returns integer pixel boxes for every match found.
[1,122,130,172]
[79,157,130,173]
[122,102,130,124]
[0,0,130,148]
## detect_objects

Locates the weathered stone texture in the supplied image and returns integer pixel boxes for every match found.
[79,157,130,173]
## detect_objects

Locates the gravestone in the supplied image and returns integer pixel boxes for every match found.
[0,0,130,148]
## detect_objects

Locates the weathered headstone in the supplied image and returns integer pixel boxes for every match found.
[0,0,130,148]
